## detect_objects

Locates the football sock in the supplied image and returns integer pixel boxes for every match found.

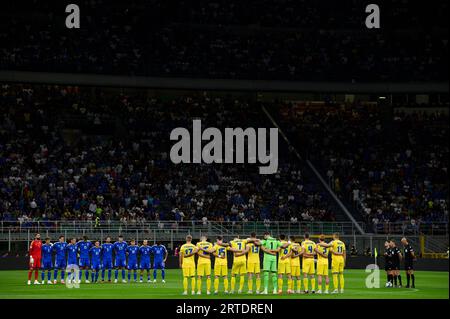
[325,283,330,291]
[231,277,236,291]
[108,269,112,281]
[41,271,45,281]
[206,278,211,291]
[92,272,95,282]
[162,269,165,280]
[333,274,338,289]
[263,272,269,290]
[406,274,410,286]
[303,277,309,291]
[214,278,219,291]
[61,270,65,280]
[224,278,229,291]
[411,274,415,286]
[54,269,58,280]
[128,271,131,281]
[191,277,196,291]
[239,276,245,291]
[271,273,277,290]
[248,277,253,291]
[153,269,157,280]
[102,269,105,280]
[398,275,402,286]
[134,271,137,281]
[278,278,283,291]
[339,274,345,289]
[297,279,302,291]
[256,277,261,291]
[311,278,316,291]
[85,270,89,280]
[122,269,126,279]
[48,271,51,281]
[115,269,119,279]
[288,278,293,291]
[393,275,397,286]
[95,272,99,282]
[183,277,188,291]
[197,278,202,292]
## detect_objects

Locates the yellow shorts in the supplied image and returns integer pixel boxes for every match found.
[214,264,228,277]
[302,258,315,275]
[316,261,329,276]
[247,262,260,274]
[182,265,196,277]
[278,262,291,274]
[197,263,211,276]
[290,265,301,277]
[332,257,345,273]
[232,260,247,275]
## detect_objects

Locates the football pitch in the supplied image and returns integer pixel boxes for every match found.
[0,269,448,299]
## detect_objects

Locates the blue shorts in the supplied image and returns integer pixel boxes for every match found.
[54,258,67,269]
[140,260,151,270]
[103,259,113,269]
[115,258,126,268]
[91,262,101,271]
[68,259,78,267]
[127,261,138,270]
[79,257,90,267]
[153,261,165,270]
[42,260,53,270]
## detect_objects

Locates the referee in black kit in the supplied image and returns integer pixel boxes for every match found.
[384,241,393,286]
[389,240,403,287]
[401,238,417,288]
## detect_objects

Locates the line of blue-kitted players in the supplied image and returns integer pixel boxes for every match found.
[40,234,168,284]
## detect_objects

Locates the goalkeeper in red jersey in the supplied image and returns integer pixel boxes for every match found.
[28,233,42,285]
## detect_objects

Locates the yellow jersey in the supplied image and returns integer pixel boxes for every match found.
[316,243,329,262]
[331,240,346,257]
[196,241,213,265]
[301,240,316,258]
[290,242,301,266]
[230,239,247,263]
[246,243,260,263]
[180,243,197,267]
[278,240,291,264]
[213,244,229,266]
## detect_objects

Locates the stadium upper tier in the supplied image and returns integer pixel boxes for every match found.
[0,0,448,81]
[0,84,336,224]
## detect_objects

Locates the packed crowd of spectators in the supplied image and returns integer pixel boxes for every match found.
[0,84,334,224]
[279,101,449,232]
[1,0,447,81]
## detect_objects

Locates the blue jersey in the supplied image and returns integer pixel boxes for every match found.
[139,246,152,262]
[152,245,167,262]
[127,245,139,263]
[90,247,102,264]
[77,241,92,258]
[52,242,67,260]
[113,241,128,259]
[41,243,53,261]
[66,244,78,264]
[101,243,114,260]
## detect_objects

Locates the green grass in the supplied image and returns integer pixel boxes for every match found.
[0,269,447,299]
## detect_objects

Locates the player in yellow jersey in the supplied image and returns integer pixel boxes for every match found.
[226,236,248,294]
[277,234,292,294]
[245,233,261,294]
[179,235,199,295]
[199,236,229,294]
[289,236,302,294]
[196,236,213,295]
[318,233,346,293]
[301,233,316,294]
[314,234,330,294]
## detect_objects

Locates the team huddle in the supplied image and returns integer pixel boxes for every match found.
[384,238,417,288]
[27,233,168,285]
[179,232,346,295]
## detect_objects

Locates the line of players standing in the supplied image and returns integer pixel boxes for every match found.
[384,237,416,288]
[27,233,168,285]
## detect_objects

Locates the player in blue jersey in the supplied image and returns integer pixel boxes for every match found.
[52,235,67,284]
[101,236,114,282]
[152,241,168,283]
[113,235,128,283]
[66,238,78,284]
[139,239,152,283]
[77,236,92,283]
[41,237,53,284]
[126,239,139,282]
[90,241,102,283]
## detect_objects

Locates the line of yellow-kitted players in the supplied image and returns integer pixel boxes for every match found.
[179,231,346,295]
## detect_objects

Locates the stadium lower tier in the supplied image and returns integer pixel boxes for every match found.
[0,269,447,299]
